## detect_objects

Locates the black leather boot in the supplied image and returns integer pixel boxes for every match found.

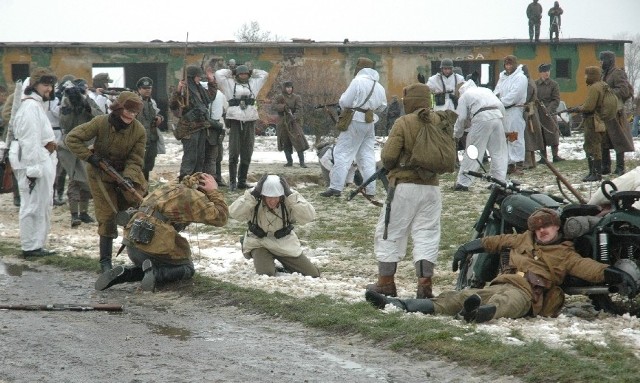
[99,236,113,273]
[614,152,625,175]
[229,164,238,191]
[237,164,251,189]
[583,159,602,182]
[581,157,594,182]
[94,265,145,291]
[215,161,227,187]
[601,148,611,175]
[458,294,496,323]
[365,290,435,314]
[297,151,307,168]
[284,150,293,167]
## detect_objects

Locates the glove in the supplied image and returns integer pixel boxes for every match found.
[250,174,269,199]
[604,267,638,297]
[417,73,426,84]
[452,238,484,272]
[280,176,292,196]
[87,154,102,169]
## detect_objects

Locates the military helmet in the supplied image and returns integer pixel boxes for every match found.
[261,175,285,197]
[440,59,454,69]
[136,77,153,89]
[186,65,204,78]
[235,65,250,75]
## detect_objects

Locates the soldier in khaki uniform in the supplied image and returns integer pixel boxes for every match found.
[367,208,637,323]
[535,63,564,163]
[573,66,609,182]
[65,91,147,272]
[274,81,309,168]
[95,172,228,291]
[135,77,164,181]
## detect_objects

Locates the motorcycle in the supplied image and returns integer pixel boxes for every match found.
[455,147,640,315]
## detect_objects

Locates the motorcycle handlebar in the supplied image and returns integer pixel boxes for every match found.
[463,171,514,190]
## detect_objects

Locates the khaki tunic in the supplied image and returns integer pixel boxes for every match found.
[580,81,607,159]
[535,77,561,146]
[274,92,309,152]
[65,114,147,237]
[602,67,634,152]
[482,232,607,316]
[382,109,456,186]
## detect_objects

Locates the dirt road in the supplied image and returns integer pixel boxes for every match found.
[0,258,520,383]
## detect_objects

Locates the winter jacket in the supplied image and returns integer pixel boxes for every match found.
[229,190,315,258]
[526,2,543,21]
[339,68,387,124]
[483,232,607,316]
[215,68,268,122]
[494,65,528,109]
[426,72,465,111]
[454,83,504,139]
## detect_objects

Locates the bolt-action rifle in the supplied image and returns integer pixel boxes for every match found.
[97,159,144,203]
[347,167,388,206]
[539,157,588,204]
[182,32,190,108]
[0,303,123,311]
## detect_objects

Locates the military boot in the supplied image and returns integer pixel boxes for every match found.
[284,150,293,167]
[601,148,611,175]
[365,275,397,297]
[583,159,602,182]
[140,259,156,292]
[99,236,113,273]
[365,290,435,314]
[79,201,95,223]
[614,152,625,175]
[537,147,548,164]
[94,265,145,291]
[551,145,565,162]
[581,158,594,182]
[237,164,251,189]
[215,161,227,187]
[69,201,81,227]
[297,151,307,168]
[458,294,496,323]
[416,277,434,299]
[229,164,238,191]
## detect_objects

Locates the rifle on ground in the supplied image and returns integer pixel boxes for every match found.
[97,159,144,203]
[539,157,588,204]
[0,303,123,311]
[347,167,388,202]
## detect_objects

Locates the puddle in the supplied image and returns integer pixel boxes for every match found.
[0,261,24,276]
[148,323,193,341]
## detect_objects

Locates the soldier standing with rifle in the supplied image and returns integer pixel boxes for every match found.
[366,83,449,299]
[535,63,564,163]
[170,65,219,182]
[135,77,164,181]
[274,81,309,168]
[65,91,147,272]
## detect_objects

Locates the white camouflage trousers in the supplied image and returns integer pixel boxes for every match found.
[456,118,508,187]
[329,120,377,195]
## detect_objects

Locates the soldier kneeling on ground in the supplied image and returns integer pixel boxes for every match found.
[95,172,228,292]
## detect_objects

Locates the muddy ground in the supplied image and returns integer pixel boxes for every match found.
[0,258,521,383]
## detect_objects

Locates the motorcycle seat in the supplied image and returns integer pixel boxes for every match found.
[561,204,601,218]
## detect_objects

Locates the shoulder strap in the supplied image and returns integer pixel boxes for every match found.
[356,80,377,109]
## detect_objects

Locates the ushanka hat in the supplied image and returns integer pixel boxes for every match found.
[527,208,561,231]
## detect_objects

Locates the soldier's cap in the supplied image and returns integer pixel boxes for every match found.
[527,208,561,231]
[261,175,284,197]
[235,65,250,75]
[136,77,153,89]
[503,55,518,67]
[538,63,551,73]
[186,65,204,78]
[92,72,113,86]
[283,81,293,88]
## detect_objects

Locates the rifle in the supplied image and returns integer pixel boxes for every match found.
[347,167,388,201]
[0,303,123,311]
[549,106,579,116]
[315,103,340,124]
[97,159,144,203]
[540,157,588,204]
[383,181,396,239]
[314,103,339,109]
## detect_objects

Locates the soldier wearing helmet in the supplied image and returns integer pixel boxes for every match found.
[229,174,320,277]
[215,62,269,190]
[426,58,464,112]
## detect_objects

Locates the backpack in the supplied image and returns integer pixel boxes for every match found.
[600,84,619,121]
[408,109,457,175]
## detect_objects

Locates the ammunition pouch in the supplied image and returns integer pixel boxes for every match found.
[228,97,255,108]
[434,93,446,106]
[274,224,294,239]
[248,221,267,238]
[129,218,155,244]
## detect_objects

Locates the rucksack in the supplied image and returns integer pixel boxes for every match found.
[600,84,619,121]
[408,109,457,175]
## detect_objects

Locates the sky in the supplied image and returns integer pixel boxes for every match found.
[1,0,639,43]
